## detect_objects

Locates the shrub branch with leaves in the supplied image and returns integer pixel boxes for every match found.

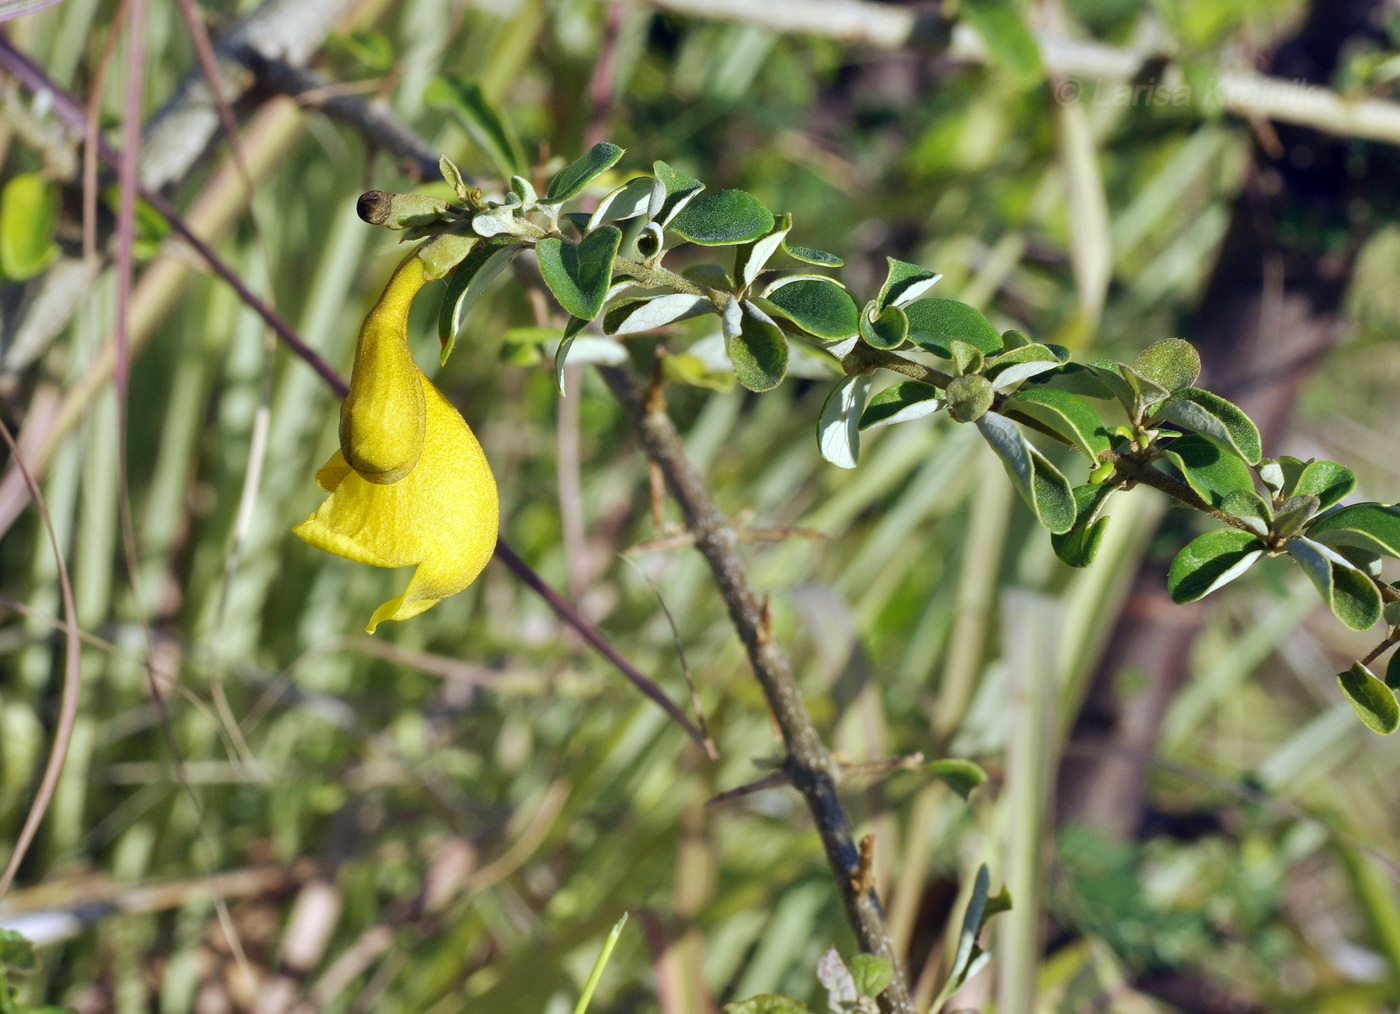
[364,141,1400,737]
[308,139,1400,1012]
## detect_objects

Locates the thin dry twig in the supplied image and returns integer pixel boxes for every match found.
[0,418,81,899]
[639,0,1400,148]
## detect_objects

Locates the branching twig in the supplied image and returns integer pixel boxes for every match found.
[597,365,916,1014]
[235,50,443,180]
[638,0,1400,148]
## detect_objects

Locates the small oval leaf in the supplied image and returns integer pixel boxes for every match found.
[905,298,1003,358]
[669,189,775,246]
[544,142,625,205]
[535,225,623,320]
[728,305,788,392]
[1132,337,1201,392]
[1337,661,1399,734]
[817,374,872,469]
[926,759,988,801]
[1292,460,1356,510]
[437,240,523,363]
[975,413,1076,533]
[859,301,909,350]
[859,381,944,430]
[1153,387,1262,464]
[1167,528,1265,603]
[1006,388,1111,461]
[605,293,712,335]
[1308,503,1400,558]
[876,257,942,308]
[761,276,860,339]
[1286,536,1383,631]
[1162,434,1257,508]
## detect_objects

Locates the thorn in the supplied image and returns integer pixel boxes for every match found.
[647,459,667,535]
[837,753,926,779]
[646,346,667,417]
[706,771,788,806]
[850,833,876,895]
[758,597,773,646]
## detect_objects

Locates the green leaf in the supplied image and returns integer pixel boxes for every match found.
[1152,387,1262,464]
[1308,503,1400,558]
[333,30,395,71]
[1104,362,1175,413]
[510,174,537,209]
[0,174,58,281]
[1161,434,1257,508]
[723,997,811,1014]
[587,176,655,231]
[0,930,36,971]
[552,316,593,395]
[779,241,843,267]
[1023,362,1117,400]
[1337,662,1399,734]
[760,276,860,339]
[1258,456,1308,497]
[649,160,705,226]
[1167,528,1265,603]
[536,226,623,321]
[1217,490,1270,538]
[876,257,942,309]
[663,353,735,392]
[859,382,944,430]
[1132,337,1201,392]
[961,0,1044,87]
[859,301,909,350]
[728,305,788,392]
[735,213,792,287]
[817,375,872,469]
[976,413,1076,533]
[986,345,1069,391]
[932,865,1004,1011]
[544,142,625,205]
[949,340,985,378]
[1387,652,1400,693]
[1272,494,1321,539]
[1051,483,1115,568]
[1287,537,1383,631]
[425,75,525,179]
[1005,388,1110,460]
[1292,460,1356,510]
[848,954,894,1000]
[603,294,712,335]
[669,189,775,246]
[926,758,988,801]
[437,240,523,364]
[469,194,524,238]
[905,298,1003,358]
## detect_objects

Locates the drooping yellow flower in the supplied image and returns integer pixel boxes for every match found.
[295,252,499,633]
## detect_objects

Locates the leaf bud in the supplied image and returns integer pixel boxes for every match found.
[946,374,994,423]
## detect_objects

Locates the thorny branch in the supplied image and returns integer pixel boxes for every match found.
[598,365,916,1014]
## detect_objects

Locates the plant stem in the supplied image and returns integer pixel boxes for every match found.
[597,365,916,1014]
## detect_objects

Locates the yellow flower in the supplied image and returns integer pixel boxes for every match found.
[294,253,499,633]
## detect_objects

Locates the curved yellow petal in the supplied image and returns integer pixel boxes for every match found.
[339,254,429,484]
[295,374,499,632]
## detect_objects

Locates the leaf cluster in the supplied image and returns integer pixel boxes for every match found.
[359,140,1400,736]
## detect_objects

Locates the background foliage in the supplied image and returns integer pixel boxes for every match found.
[2,0,1400,1012]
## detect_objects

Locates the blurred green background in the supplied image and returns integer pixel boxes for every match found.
[2,0,1400,1011]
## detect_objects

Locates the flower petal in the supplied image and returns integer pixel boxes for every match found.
[295,373,499,632]
[339,254,429,484]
